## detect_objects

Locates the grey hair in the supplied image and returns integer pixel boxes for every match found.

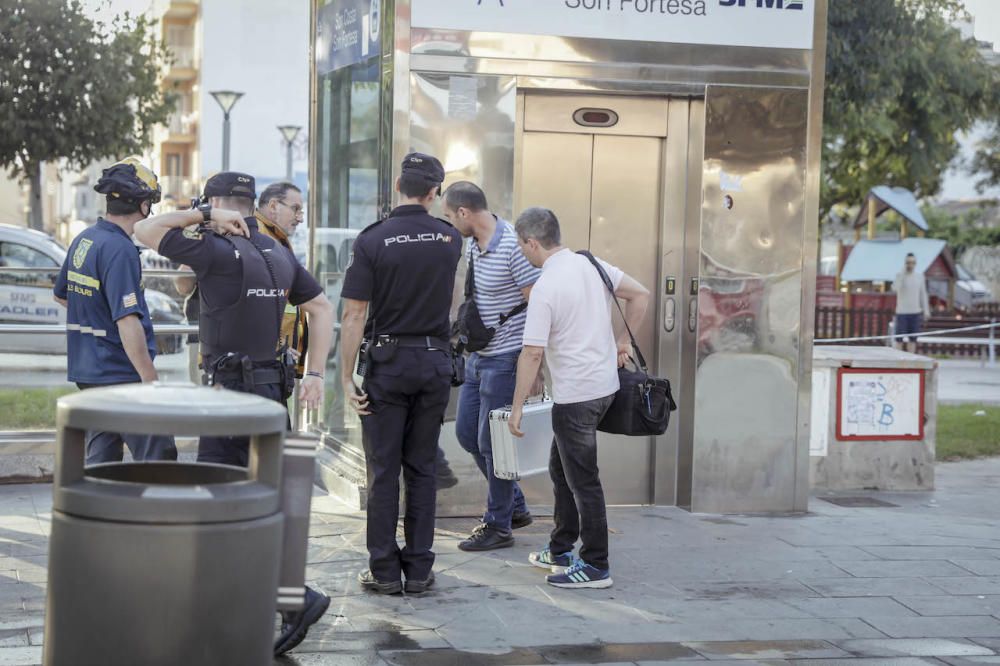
[515,207,561,249]
[259,181,301,207]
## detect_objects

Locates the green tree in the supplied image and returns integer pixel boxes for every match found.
[823,0,1000,218]
[970,126,1000,194]
[0,0,174,230]
[924,205,1000,258]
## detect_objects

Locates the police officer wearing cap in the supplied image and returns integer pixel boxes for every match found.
[340,152,462,595]
[135,171,335,656]
[54,157,178,464]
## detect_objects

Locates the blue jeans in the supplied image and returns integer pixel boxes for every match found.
[456,351,528,531]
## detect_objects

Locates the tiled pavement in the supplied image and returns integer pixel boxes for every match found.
[0,459,999,665]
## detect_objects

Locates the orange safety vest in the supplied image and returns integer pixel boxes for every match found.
[255,211,308,377]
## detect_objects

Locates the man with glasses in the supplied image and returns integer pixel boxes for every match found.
[893,252,930,353]
[257,182,309,378]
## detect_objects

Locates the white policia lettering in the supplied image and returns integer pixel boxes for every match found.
[384,233,454,246]
[247,288,288,298]
[564,0,707,14]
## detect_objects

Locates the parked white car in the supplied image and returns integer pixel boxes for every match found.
[0,224,183,355]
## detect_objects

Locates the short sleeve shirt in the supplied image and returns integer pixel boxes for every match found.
[341,205,462,339]
[54,219,156,384]
[157,217,322,311]
[467,218,541,356]
[522,249,624,404]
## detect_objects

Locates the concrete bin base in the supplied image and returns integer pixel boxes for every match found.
[810,345,937,492]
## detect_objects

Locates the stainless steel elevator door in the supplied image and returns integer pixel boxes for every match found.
[516,94,669,505]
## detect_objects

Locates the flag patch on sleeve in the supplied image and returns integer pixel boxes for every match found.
[123,293,138,308]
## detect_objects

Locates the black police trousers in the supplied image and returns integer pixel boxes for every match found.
[362,347,452,583]
[198,379,287,467]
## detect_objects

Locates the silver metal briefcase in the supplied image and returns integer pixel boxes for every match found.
[490,397,554,481]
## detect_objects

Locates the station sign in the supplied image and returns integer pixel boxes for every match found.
[316,0,381,74]
[411,0,815,51]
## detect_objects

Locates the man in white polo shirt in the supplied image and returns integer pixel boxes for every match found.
[508,207,650,589]
[442,182,542,551]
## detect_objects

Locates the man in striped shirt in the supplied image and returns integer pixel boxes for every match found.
[443,182,542,551]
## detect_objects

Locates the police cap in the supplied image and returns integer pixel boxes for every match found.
[401,153,445,185]
[94,157,162,204]
[204,172,256,200]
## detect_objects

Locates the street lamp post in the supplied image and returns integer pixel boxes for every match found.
[277,125,302,181]
[209,91,244,171]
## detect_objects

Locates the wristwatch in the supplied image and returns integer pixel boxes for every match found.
[197,203,212,223]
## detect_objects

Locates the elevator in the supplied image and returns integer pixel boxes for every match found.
[309,0,828,514]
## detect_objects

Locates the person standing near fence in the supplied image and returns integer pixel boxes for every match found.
[893,252,930,353]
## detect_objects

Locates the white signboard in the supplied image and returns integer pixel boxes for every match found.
[411,0,816,51]
[836,369,925,441]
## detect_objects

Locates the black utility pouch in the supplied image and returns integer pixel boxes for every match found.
[369,336,398,363]
[450,347,466,387]
[355,339,371,377]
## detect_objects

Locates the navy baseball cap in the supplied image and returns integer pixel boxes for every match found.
[401,153,445,185]
[204,172,256,200]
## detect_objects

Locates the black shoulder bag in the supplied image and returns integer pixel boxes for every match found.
[578,251,677,436]
[452,252,527,354]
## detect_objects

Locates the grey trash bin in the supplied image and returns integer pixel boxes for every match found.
[43,384,291,666]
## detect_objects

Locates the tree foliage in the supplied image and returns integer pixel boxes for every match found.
[970,126,1000,194]
[823,0,1000,218]
[924,206,1000,258]
[0,0,174,229]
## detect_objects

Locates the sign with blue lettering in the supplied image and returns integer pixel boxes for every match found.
[836,368,925,441]
[316,0,381,74]
[412,0,815,51]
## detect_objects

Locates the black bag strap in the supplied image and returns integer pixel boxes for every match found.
[466,246,528,326]
[577,250,649,373]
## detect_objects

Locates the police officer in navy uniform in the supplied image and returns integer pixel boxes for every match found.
[54,157,177,464]
[340,153,462,595]
[134,172,335,657]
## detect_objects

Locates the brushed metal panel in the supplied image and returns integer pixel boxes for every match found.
[517,132,594,252]
[409,30,811,84]
[794,0,830,513]
[524,95,669,138]
[691,86,809,514]
[658,97,703,508]
[590,133,663,505]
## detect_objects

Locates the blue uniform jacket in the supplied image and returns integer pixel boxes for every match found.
[54,219,157,384]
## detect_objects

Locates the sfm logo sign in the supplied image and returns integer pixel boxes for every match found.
[720,0,803,9]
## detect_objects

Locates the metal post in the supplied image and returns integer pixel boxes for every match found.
[222,113,231,171]
[286,142,294,181]
[990,318,996,367]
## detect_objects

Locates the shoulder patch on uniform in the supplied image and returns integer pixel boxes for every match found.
[72,238,93,269]
[358,219,386,235]
[182,226,203,240]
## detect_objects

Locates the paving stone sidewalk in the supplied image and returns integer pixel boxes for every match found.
[0,459,999,665]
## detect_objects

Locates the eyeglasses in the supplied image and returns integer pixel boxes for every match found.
[276,200,304,219]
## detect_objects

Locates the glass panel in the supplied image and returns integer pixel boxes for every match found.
[311,6,382,448]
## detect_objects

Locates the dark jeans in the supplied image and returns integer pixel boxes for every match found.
[75,383,177,465]
[362,348,452,583]
[895,313,923,342]
[198,380,286,467]
[456,351,528,531]
[548,395,615,571]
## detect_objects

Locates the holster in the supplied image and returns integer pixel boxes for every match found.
[450,345,466,387]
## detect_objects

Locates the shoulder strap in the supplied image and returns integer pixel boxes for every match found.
[576,250,648,373]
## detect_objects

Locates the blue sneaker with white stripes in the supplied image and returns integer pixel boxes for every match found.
[545,560,613,589]
[528,548,574,572]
